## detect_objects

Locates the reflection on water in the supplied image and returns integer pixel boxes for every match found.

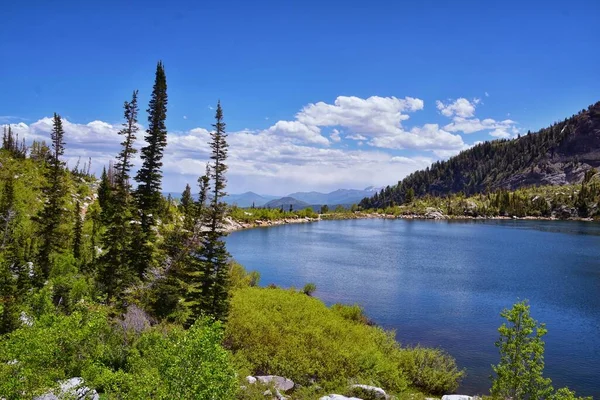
[226,219,600,397]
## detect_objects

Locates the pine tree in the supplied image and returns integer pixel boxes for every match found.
[73,200,83,261]
[98,91,140,302]
[133,61,168,277]
[0,175,16,251]
[181,183,194,230]
[185,102,230,323]
[97,167,112,221]
[115,90,139,194]
[37,113,67,280]
[135,61,168,229]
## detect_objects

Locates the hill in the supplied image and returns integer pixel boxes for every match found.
[223,191,278,207]
[361,101,600,209]
[287,187,381,205]
[263,196,310,211]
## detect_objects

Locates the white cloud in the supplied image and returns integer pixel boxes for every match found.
[346,134,367,141]
[266,120,329,146]
[485,92,490,97]
[436,98,478,118]
[7,93,519,194]
[369,123,465,152]
[183,115,187,120]
[489,128,511,139]
[330,129,341,143]
[295,95,423,138]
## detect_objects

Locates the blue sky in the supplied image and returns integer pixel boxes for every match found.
[1,0,599,194]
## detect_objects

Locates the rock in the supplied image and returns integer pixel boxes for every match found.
[349,384,388,399]
[245,375,257,384]
[255,375,294,392]
[425,207,446,219]
[441,395,473,400]
[319,395,363,400]
[34,377,99,400]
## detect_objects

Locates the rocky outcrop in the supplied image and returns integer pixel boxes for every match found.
[441,395,475,400]
[34,377,99,400]
[319,395,362,400]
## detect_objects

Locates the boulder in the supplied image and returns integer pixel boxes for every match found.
[349,384,388,399]
[249,375,294,392]
[425,207,446,220]
[34,377,99,400]
[319,395,362,400]
[441,395,473,400]
[245,375,257,384]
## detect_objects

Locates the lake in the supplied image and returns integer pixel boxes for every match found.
[225,219,600,397]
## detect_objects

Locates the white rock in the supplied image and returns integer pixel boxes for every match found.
[34,377,99,400]
[255,375,294,392]
[319,395,362,400]
[245,375,257,384]
[442,395,473,400]
[350,384,388,399]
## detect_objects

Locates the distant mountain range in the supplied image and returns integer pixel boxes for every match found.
[224,187,382,208]
[166,187,382,208]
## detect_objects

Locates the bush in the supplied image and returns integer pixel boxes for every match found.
[302,282,316,296]
[226,287,464,395]
[396,347,464,395]
[0,304,237,400]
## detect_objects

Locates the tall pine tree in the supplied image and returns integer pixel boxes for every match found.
[37,113,67,280]
[185,101,230,324]
[133,61,168,277]
[98,90,140,302]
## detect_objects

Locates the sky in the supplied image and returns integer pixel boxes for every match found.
[1,0,599,195]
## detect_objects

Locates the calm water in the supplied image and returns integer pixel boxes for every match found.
[225,219,600,397]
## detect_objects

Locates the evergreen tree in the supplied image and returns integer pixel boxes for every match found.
[135,61,168,229]
[491,301,553,400]
[115,90,139,194]
[97,167,112,221]
[133,61,168,277]
[185,102,230,323]
[37,113,67,280]
[0,175,16,251]
[98,91,140,302]
[181,183,194,230]
[73,200,83,261]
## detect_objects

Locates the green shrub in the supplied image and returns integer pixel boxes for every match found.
[396,346,464,395]
[331,303,370,325]
[302,282,316,296]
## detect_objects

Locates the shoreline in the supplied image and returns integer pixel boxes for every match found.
[224,212,597,233]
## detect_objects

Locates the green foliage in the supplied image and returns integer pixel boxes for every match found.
[302,282,316,296]
[134,61,168,277]
[491,300,553,400]
[0,303,236,400]
[550,387,593,400]
[226,287,463,395]
[37,113,68,280]
[183,101,231,324]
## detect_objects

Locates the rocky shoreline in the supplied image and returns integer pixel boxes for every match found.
[223,210,596,233]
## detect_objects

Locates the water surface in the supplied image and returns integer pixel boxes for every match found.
[225,219,600,397]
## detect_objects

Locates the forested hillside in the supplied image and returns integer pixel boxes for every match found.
[361,101,600,209]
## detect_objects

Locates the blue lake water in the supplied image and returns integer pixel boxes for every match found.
[225,219,600,397]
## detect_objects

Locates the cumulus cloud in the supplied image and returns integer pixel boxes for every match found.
[6,93,519,194]
[330,129,342,143]
[266,120,329,146]
[436,98,479,118]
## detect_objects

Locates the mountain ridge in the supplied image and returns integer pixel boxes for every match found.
[361,101,600,209]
